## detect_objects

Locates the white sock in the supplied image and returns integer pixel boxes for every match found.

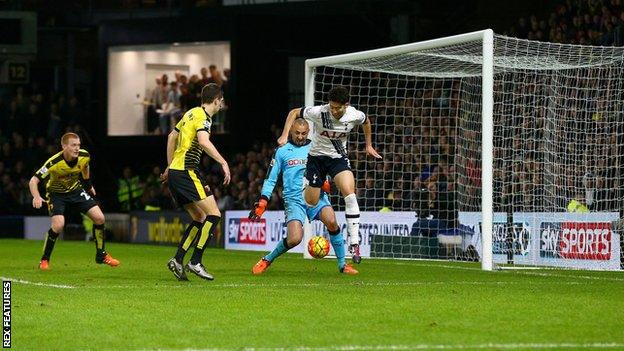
[344,193,360,246]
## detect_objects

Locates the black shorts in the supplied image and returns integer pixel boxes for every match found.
[168,169,212,206]
[305,155,351,188]
[47,188,98,217]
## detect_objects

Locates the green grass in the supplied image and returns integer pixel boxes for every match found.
[1,238,623,351]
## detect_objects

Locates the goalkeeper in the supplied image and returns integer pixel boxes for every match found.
[249,118,358,275]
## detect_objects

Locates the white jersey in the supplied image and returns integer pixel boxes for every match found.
[301,104,366,158]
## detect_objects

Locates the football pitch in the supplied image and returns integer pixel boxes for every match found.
[1,239,623,351]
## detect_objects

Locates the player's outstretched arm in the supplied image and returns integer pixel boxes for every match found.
[362,117,382,159]
[197,130,231,185]
[250,148,284,220]
[277,108,301,146]
[29,176,45,209]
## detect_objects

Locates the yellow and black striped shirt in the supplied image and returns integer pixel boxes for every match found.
[35,149,91,195]
[170,106,212,171]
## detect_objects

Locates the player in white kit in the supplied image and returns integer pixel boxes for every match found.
[278,86,382,263]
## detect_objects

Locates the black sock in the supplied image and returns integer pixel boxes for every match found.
[175,221,202,263]
[41,229,60,261]
[93,224,106,257]
[283,237,294,250]
[190,215,220,265]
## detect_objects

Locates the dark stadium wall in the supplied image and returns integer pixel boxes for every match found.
[90,1,471,212]
[97,14,234,167]
[0,0,559,215]
[88,0,549,209]
[96,1,401,165]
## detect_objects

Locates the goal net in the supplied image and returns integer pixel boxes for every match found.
[305,30,624,271]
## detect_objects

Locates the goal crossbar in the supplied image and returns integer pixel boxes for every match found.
[305,29,492,69]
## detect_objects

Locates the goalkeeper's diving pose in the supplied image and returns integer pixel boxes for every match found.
[249,118,358,275]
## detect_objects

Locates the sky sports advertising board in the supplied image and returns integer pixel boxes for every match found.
[459,211,621,270]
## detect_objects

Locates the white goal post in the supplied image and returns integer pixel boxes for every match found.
[303,29,624,271]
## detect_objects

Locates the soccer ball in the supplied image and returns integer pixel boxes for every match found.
[307,236,330,259]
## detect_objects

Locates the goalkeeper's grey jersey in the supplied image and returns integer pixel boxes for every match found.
[300,104,366,159]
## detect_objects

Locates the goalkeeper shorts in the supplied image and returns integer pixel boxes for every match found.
[285,193,331,225]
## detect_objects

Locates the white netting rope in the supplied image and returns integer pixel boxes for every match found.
[311,34,624,268]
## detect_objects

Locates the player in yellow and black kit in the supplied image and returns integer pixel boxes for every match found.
[162,83,230,281]
[29,132,120,270]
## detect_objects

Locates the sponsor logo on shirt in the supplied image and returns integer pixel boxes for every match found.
[286,159,307,167]
[320,131,347,138]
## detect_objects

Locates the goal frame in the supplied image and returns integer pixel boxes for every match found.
[303,29,496,271]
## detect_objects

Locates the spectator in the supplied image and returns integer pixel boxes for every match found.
[47,103,62,140]
[200,67,210,86]
[66,96,83,127]
[147,77,165,133]
[117,166,144,212]
[215,187,235,211]
[567,191,590,213]
[145,165,163,191]
[161,80,181,131]
[25,102,44,137]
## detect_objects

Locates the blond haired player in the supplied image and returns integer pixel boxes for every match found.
[30,132,119,270]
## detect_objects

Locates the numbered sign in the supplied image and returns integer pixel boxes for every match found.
[7,61,29,83]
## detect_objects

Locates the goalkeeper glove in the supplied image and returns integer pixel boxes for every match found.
[249,195,269,220]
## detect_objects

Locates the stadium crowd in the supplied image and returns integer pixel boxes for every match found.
[508,0,624,45]
[0,64,236,216]
[145,65,231,135]
[0,76,277,216]
[1,0,622,227]
[0,85,91,215]
[114,137,286,215]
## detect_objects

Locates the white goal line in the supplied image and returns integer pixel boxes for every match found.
[393,262,624,281]
[0,277,597,290]
[0,276,75,289]
[157,342,624,351]
[23,280,603,290]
